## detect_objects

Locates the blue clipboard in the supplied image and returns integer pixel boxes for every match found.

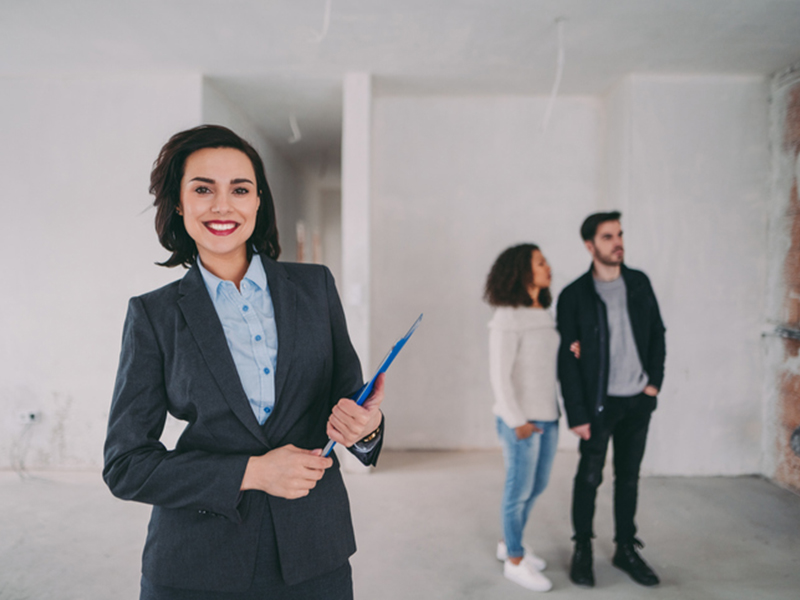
[322,313,423,457]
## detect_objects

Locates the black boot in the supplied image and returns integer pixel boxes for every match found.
[569,540,595,587]
[612,538,660,586]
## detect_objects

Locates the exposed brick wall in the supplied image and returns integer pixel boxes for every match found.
[785,86,800,154]
[776,80,800,493]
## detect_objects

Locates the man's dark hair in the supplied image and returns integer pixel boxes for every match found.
[150,124,281,268]
[580,211,622,242]
[484,244,552,308]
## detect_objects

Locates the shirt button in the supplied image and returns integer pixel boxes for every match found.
[242,305,249,312]
[264,406,272,414]
[263,367,270,375]
[255,335,262,341]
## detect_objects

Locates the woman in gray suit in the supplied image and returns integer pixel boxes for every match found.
[103,125,384,600]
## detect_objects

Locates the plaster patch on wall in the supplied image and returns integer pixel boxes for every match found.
[785,86,800,155]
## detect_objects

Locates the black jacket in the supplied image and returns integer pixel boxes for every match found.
[103,259,380,592]
[556,264,666,428]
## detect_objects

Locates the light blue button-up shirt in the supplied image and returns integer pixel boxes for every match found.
[198,254,278,425]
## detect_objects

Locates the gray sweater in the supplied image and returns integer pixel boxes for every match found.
[593,276,649,397]
[488,307,560,427]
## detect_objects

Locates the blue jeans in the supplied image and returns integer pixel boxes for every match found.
[496,417,559,558]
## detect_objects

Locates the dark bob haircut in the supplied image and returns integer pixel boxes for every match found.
[580,210,621,242]
[150,124,280,268]
[484,244,552,309]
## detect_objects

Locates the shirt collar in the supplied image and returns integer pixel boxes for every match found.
[197,253,268,298]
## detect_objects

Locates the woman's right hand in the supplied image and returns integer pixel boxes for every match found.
[515,422,542,440]
[240,445,333,499]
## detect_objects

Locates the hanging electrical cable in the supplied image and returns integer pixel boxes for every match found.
[288,114,302,144]
[541,18,566,134]
[309,0,332,43]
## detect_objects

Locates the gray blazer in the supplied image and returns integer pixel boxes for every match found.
[103,257,380,592]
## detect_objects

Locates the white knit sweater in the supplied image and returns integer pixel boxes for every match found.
[488,306,560,428]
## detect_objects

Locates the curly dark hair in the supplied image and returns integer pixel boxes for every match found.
[150,124,280,268]
[484,243,551,308]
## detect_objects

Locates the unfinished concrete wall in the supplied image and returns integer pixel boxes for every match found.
[765,64,800,493]
[604,75,770,476]
[0,73,203,469]
[370,94,600,449]
[202,79,302,262]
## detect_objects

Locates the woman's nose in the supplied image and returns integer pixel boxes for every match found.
[211,193,232,213]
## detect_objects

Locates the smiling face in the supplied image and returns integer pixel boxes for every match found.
[179,147,260,273]
[586,220,624,267]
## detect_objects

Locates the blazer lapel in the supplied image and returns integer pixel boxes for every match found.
[262,258,297,404]
[260,258,299,446]
[177,265,270,447]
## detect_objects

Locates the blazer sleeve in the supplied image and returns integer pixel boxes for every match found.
[323,267,383,466]
[556,288,591,428]
[103,297,250,523]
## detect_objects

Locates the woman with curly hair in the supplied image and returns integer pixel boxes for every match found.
[484,243,560,593]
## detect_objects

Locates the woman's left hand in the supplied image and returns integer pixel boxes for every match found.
[515,422,543,440]
[327,373,385,447]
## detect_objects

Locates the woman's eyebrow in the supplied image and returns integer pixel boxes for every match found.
[187,177,254,185]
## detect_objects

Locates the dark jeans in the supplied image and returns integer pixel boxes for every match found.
[572,392,656,544]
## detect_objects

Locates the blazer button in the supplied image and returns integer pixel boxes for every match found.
[198,510,208,515]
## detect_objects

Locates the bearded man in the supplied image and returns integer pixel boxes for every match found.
[556,211,666,588]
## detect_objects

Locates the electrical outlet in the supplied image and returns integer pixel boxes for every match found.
[18,411,41,424]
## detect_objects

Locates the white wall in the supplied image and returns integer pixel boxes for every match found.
[603,75,770,475]
[370,95,601,449]
[341,73,373,374]
[0,72,773,477]
[0,73,203,469]
[370,79,771,478]
[202,80,301,262]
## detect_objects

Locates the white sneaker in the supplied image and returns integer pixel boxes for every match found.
[504,559,553,592]
[496,540,547,571]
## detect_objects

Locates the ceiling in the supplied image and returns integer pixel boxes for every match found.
[3,0,800,161]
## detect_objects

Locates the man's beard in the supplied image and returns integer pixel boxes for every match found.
[595,247,624,266]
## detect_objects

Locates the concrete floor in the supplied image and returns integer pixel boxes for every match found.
[1,450,798,599]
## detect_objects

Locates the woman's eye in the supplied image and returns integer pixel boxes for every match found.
[233,187,249,195]
[194,186,211,194]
